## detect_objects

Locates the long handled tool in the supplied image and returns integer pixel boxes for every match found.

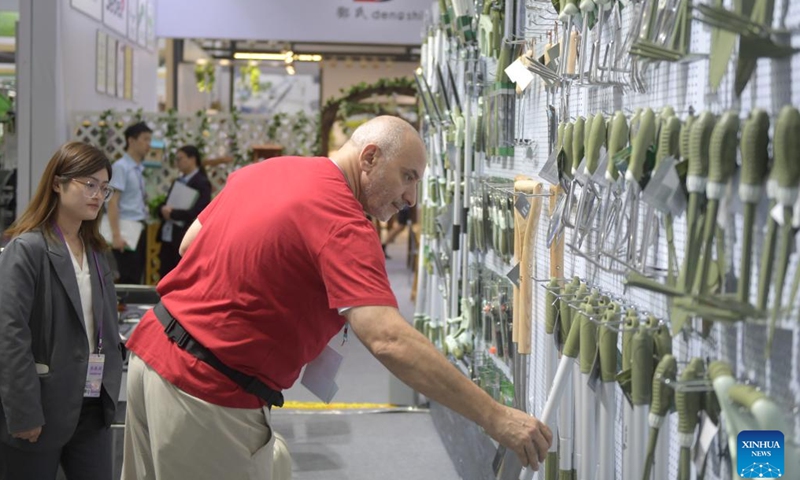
[767,106,800,354]
[596,303,619,480]
[675,358,705,480]
[737,109,770,305]
[629,324,654,480]
[642,354,676,480]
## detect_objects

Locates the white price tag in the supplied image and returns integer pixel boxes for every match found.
[504,58,535,92]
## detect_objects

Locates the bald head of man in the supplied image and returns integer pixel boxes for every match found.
[336,116,427,222]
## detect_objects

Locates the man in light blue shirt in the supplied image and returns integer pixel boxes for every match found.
[107,122,152,284]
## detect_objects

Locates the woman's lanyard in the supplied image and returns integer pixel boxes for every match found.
[53,225,105,355]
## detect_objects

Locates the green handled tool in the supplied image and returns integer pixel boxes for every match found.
[597,303,619,480]
[676,358,705,480]
[680,111,716,295]
[628,324,654,480]
[694,111,740,296]
[767,106,800,355]
[621,108,656,269]
[642,354,677,480]
[737,109,770,305]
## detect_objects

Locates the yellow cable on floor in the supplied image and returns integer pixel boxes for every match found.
[281,401,397,410]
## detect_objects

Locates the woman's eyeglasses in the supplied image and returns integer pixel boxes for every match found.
[62,177,115,201]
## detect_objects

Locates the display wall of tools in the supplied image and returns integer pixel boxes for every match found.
[415,1,800,479]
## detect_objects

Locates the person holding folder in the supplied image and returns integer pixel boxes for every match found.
[157,145,211,278]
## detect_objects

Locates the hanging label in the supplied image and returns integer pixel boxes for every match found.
[539,149,560,186]
[504,57,535,92]
[592,149,610,187]
[693,412,720,472]
[515,194,531,219]
[301,345,343,404]
[506,262,521,288]
[641,156,687,216]
[84,354,105,398]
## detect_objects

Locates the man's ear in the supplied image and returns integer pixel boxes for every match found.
[359,144,379,172]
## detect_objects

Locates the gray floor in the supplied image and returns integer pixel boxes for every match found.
[273,230,463,479]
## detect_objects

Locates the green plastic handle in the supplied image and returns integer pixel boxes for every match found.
[579,0,596,12]
[545,278,559,335]
[607,111,629,180]
[621,311,637,371]
[563,303,582,358]
[573,117,586,173]
[556,122,566,154]
[652,320,673,360]
[584,114,594,161]
[728,384,768,410]
[560,279,579,341]
[599,303,620,382]
[708,111,740,184]
[739,109,770,188]
[707,360,733,382]
[631,326,654,406]
[651,354,677,416]
[563,122,575,175]
[560,0,579,19]
[773,105,800,192]
[656,115,681,166]
[629,108,656,182]
[676,358,705,434]
[679,113,696,161]
[587,113,606,175]
[629,108,643,141]
[580,303,598,374]
[687,112,716,178]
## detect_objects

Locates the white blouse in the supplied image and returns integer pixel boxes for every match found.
[65,241,96,354]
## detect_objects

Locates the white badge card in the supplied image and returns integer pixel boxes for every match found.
[84,354,105,398]
[301,345,343,404]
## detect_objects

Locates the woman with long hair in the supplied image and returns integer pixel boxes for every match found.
[0,142,123,479]
[156,144,212,278]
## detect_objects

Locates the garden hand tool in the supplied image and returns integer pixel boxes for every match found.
[737,109,770,305]
[642,354,676,480]
[658,114,682,284]
[596,302,619,480]
[767,106,800,355]
[709,360,754,480]
[679,112,716,296]
[515,180,545,355]
[574,113,607,249]
[577,0,597,83]
[707,0,742,92]
[628,324,654,480]
[599,112,628,253]
[578,299,600,480]
[693,112,740,297]
[619,310,638,480]
[756,145,780,312]
[676,358,705,480]
[544,278,562,480]
[558,0,580,77]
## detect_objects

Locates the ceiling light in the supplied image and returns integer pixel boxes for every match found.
[219,59,231,66]
[296,54,323,62]
[234,52,287,61]
[286,64,296,75]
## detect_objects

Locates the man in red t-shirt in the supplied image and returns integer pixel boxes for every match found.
[121,116,552,479]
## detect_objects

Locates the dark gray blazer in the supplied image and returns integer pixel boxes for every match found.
[0,229,122,451]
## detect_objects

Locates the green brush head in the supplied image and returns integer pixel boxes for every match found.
[632,326,655,406]
[708,111,740,184]
[573,117,586,173]
[629,108,656,181]
[676,358,705,433]
[688,111,717,178]
[587,113,606,175]
[773,105,800,190]
[740,109,770,187]
[651,354,678,416]
[679,113,696,161]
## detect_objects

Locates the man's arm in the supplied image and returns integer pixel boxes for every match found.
[345,305,552,470]
[179,218,202,256]
[106,192,126,251]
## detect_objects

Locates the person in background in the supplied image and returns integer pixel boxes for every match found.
[107,121,152,284]
[0,142,123,480]
[120,116,551,480]
[157,145,212,279]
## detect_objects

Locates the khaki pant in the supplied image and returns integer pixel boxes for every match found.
[121,354,274,480]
